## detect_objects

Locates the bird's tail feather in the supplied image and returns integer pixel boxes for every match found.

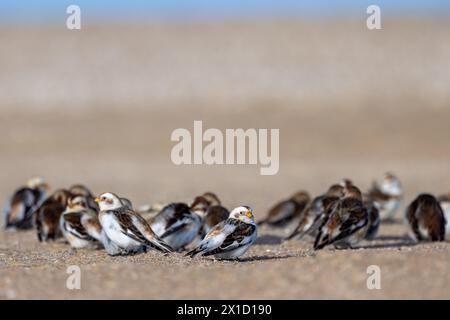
[185,247,205,258]
[147,237,174,253]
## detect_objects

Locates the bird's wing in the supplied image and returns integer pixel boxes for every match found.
[80,212,102,241]
[205,206,229,226]
[111,209,149,244]
[113,208,173,252]
[160,214,198,239]
[203,222,256,256]
[63,211,95,240]
[186,219,235,256]
[265,200,296,224]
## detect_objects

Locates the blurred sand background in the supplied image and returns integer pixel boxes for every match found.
[1,18,450,299]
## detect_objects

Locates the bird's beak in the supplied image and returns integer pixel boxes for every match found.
[246,211,253,219]
[68,203,75,209]
[95,197,101,204]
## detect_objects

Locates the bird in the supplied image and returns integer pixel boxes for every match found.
[437,193,450,238]
[366,173,403,221]
[69,184,99,212]
[200,205,230,239]
[363,199,380,240]
[258,191,310,227]
[149,201,202,251]
[190,194,229,238]
[201,192,221,207]
[96,192,172,255]
[285,184,345,241]
[3,177,49,230]
[314,185,369,250]
[186,206,257,260]
[60,196,102,249]
[35,189,72,242]
[405,194,446,242]
[119,197,134,210]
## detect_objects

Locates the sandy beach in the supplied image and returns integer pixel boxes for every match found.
[1,19,449,299]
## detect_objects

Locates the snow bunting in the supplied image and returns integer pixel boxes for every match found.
[259,191,310,227]
[35,189,71,242]
[363,199,380,240]
[119,197,134,210]
[191,194,229,238]
[3,177,49,230]
[285,184,344,241]
[437,193,450,238]
[366,173,403,221]
[314,185,368,250]
[201,192,221,206]
[405,194,446,242]
[339,178,354,188]
[149,202,202,251]
[96,192,172,255]
[60,196,102,249]
[69,184,99,212]
[186,206,257,260]
[200,205,230,238]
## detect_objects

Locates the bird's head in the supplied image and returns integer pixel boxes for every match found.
[202,192,221,206]
[26,176,50,192]
[326,184,345,198]
[191,196,210,216]
[67,196,88,210]
[381,172,402,197]
[342,185,363,201]
[95,192,123,211]
[229,206,255,224]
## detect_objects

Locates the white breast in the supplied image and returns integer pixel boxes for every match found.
[100,213,141,249]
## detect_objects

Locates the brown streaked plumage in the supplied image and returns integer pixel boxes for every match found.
[69,184,99,212]
[60,196,102,248]
[406,194,446,242]
[314,185,368,250]
[200,205,230,238]
[259,191,310,227]
[97,192,173,254]
[201,192,221,206]
[285,185,344,241]
[35,189,72,242]
[4,177,49,230]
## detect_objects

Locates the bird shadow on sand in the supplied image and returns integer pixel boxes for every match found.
[254,235,284,245]
[357,234,417,250]
[237,254,293,263]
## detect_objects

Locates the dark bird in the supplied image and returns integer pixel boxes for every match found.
[35,189,72,242]
[406,194,446,242]
[69,184,99,212]
[314,185,368,250]
[259,191,310,228]
[3,177,49,230]
[285,184,344,241]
